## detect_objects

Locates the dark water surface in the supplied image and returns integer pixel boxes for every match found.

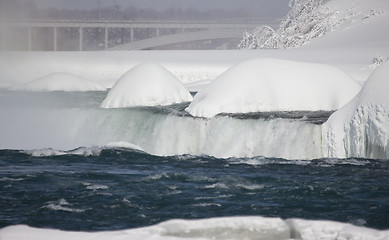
[1,149,388,231]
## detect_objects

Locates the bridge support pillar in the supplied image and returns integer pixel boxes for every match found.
[104,27,108,49]
[130,28,134,42]
[53,27,57,51]
[156,28,159,37]
[79,27,83,51]
[27,27,32,51]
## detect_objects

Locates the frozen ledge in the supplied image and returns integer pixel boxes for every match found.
[1,216,389,240]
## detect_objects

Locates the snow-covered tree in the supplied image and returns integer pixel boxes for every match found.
[370,55,389,70]
[237,26,274,49]
[238,0,354,49]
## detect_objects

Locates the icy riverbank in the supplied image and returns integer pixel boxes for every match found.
[2,216,389,240]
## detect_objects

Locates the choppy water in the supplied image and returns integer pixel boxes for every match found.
[1,149,389,231]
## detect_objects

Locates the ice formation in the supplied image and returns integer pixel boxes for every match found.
[323,62,389,159]
[100,63,193,108]
[186,58,360,118]
[8,72,106,92]
[1,216,389,240]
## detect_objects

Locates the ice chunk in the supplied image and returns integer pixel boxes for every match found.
[156,216,290,240]
[8,72,106,92]
[323,61,389,159]
[186,58,360,118]
[100,63,192,108]
[287,218,389,240]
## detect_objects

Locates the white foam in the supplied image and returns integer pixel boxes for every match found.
[192,203,222,207]
[41,199,86,213]
[203,183,229,189]
[82,182,109,191]
[22,143,144,157]
[8,72,106,92]
[186,58,360,118]
[0,177,25,182]
[100,63,192,108]
[145,173,170,181]
[236,184,265,191]
[104,142,145,152]
[24,147,102,157]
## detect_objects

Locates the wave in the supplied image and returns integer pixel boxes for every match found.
[21,143,144,157]
[82,182,109,191]
[1,216,388,240]
[41,199,87,213]
[12,146,375,169]
[23,147,102,157]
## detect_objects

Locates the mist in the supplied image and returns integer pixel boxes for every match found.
[0,0,290,50]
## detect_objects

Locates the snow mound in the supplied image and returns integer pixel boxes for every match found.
[2,217,389,240]
[101,63,192,108]
[9,72,106,92]
[323,61,389,159]
[186,58,360,118]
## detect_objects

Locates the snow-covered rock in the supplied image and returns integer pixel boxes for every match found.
[101,63,192,108]
[186,58,360,118]
[323,61,389,159]
[8,72,106,92]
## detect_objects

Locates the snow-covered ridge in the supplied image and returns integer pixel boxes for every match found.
[186,58,360,118]
[8,72,106,92]
[1,216,389,240]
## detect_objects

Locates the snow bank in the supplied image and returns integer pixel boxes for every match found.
[156,217,289,240]
[286,218,389,240]
[323,61,389,159]
[1,217,389,240]
[101,63,192,108]
[186,58,360,118]
[8,72,106,92]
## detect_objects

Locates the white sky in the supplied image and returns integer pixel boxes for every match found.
[24,0,290,18]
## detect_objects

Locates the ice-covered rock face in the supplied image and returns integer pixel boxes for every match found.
[186,58,361,118]
[101,63,193,108]
[8,72,106,92]
[323,61,389,159]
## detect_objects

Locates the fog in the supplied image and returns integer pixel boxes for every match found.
[0,0,290,50]
[1,0,289,20]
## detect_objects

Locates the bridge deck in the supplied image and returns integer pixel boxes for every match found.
[1,19,279,50]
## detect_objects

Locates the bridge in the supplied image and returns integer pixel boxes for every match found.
[1,19,278,51]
